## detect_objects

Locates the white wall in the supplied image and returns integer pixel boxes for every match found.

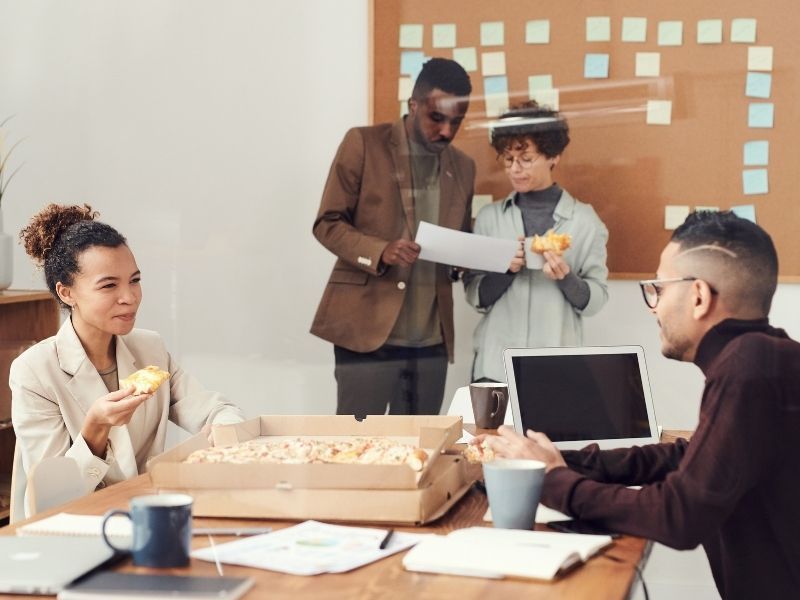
[3,2,798,595]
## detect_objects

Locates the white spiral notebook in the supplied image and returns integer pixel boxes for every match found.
[16,512,132,539]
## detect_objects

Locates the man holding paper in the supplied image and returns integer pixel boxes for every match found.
[311,58,474,416]
[479,212,800,598]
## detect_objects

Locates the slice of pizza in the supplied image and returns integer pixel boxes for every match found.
[119,365,170,395]
[462,440,496,464]
[531,229,572,255]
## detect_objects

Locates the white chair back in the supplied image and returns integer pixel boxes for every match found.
[25,455,86,518]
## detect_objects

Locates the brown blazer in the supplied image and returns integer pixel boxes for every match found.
[311,119,475,361]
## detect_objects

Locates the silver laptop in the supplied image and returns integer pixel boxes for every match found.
[0,536,114,594]
[503,346,660,450]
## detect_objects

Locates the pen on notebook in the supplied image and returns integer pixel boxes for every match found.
[207,535,224,576]
[193,527,273,536]
[378,529,395,550]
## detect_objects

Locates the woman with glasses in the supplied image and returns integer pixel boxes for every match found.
[464,101,609,382]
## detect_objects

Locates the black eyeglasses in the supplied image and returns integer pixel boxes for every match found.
[638,277,717,309]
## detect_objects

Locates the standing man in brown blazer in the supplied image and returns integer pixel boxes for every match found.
[311,58,474,417]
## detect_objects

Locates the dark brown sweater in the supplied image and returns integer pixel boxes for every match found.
[542,319,800,599]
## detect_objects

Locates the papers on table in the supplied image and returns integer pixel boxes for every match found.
[192,520,427,576]
[415,221,518,273]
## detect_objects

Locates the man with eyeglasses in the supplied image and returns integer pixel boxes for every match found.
[311,58,474,416]
[464,101,608,382]
[476,211,800,598]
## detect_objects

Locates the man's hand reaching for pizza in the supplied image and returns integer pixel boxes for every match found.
[483,425,567,473]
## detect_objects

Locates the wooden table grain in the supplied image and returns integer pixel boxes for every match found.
[1,473,649,600]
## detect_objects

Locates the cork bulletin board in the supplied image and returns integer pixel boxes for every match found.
[370,0,800,280]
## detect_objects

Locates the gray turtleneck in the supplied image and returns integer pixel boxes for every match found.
[476,185,590,310]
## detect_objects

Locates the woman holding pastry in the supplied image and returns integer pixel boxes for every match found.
[464,102,609,382]
[10,204,243,519]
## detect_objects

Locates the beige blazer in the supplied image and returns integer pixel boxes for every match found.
[10,319,243,520]
[311,119,475,360]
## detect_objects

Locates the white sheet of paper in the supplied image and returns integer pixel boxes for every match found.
[531,88,559,110]
[416,221,518,273]
[480,21,504,46]
[192,520,427,576]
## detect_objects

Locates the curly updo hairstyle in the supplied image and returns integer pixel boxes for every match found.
[19,204,127,309]
[490,100,570,159]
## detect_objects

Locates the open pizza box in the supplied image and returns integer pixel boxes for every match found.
[147,415,475,524]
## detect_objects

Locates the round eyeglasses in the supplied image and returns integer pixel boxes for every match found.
[499,153,542,169]
[638,277,719,308]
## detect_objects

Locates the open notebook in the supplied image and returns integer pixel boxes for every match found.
[402,527,612,581]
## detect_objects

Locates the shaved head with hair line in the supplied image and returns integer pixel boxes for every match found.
[670,212,778,318]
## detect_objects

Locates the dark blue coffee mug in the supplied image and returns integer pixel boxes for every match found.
[102,493,193,567]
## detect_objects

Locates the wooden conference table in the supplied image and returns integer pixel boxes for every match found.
[2,472,651,600]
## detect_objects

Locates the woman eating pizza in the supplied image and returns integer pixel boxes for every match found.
[10,203,244,520]
[464,101,610,382]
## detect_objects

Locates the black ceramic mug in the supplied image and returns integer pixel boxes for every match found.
[102,493,193,567]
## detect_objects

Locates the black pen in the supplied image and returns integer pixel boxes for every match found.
[378,529,395,550]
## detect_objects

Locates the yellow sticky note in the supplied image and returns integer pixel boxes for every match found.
[526,20,550,44]
[731,18,757,43]
[586,16,611,42]
[647,100,672,125]
[481,22,504,46]
[453,47,477,72]
[399,24,423,49]
[697,19,723,44]
[658,21,683,46]
[635,53,660,77]
[664,205,690,230]
[748,46,773,72]
[433,24,457,48]
[481,52,506,76]
[398,77,413,101]
[622,17,647,42]
[472,194,494,218]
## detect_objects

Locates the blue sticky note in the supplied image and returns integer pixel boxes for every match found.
[743,169,768,195]
[745,72,771,98]
[584,54,609,78]
[748,103,774,128]
[743,141,769,166]
[731,205,757,223]
[484,75,508,96]
[400,51,426,79]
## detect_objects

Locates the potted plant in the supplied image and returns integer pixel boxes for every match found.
[0,115,24,290]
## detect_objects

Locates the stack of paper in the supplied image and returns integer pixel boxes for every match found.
[192,520,428,576]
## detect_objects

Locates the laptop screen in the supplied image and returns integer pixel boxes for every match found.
[504,346,660,450]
